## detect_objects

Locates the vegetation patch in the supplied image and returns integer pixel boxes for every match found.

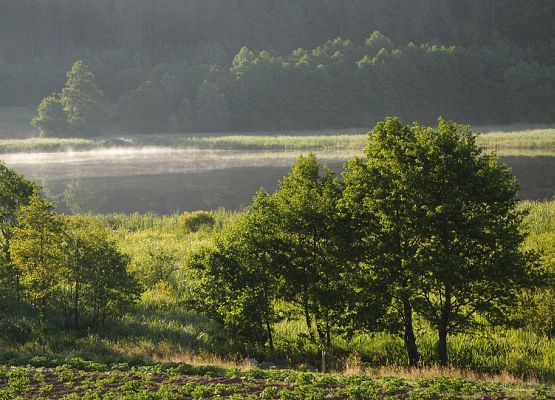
[0,361,552,399]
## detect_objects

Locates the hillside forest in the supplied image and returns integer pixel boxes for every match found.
[1,0,554,135]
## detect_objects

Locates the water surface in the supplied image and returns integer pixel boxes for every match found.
[4,149,553,214]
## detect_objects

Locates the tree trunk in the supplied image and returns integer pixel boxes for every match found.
[303,297,316,341]
[437,287,451,367]
[402,294,420,367]
[40,296,47,333]
[265,315,274,351]
[73,278,80,329]
[438,323,448,367]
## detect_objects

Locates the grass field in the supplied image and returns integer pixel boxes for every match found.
[0,358,552,399]
[0,125,554,155]
[2,202,554,381]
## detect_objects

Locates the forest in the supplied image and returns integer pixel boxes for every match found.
[1,0,554,133]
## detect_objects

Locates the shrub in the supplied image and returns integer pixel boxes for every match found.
[180,211,215,233]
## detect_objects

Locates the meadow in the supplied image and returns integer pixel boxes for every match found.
[2,202,555,382]
[1,125,555,155]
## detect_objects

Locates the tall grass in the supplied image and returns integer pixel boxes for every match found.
[477,128,555,155]
[2,202,555,378]
[1,125,554,155]
[0,137,97,153]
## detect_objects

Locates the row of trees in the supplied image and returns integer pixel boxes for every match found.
[31,33,555,136]
[0,163,139,331]
[31,60,232,136]
[2,0,553,65]
[189,118,545,366]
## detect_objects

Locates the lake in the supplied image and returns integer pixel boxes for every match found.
[3,149,554,214]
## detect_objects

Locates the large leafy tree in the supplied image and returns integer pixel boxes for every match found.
[31,93,68,137]
[62,215,140,329]
[408,118,544,366]
[195,80,229,132]
[10,194,65,328]
[271,154,389,349]
[0,162,36,304]
[60,60,106,134]
[341,119,425,366]
[118,80,173,133]
[343,117,544,366]
[189,190,284,352]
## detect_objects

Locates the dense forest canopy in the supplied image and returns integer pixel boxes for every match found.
[1,0,554,131]
[2,0,554,64]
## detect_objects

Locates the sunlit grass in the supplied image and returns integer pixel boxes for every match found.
[1,125,554,155]
[477,128,555,153]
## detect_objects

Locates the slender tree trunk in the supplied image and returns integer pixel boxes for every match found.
[303,295,316,341]
[437,287,451,367]
[73,278,80,329]
[40,296,47,334]
[265,315,274,351]
[325,321,331,348]
[438,323,448,367]
[402,294,419,367]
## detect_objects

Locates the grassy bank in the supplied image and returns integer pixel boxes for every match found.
[0,125,554,155]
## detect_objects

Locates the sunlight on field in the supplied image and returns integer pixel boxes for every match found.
[1,125,554,156]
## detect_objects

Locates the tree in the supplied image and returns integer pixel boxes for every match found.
[189,190,284,351]
[118,80,172,133]
[177,95,194,132]
[271,154,383,349]
[341,119,425,366]
[132,247,178,289]
[343,117,544,366]
[31,92,68,137]
[195,80,229,132]
[60,60,106,134]
[62,178,92,214]
[10,194,65,328]
[63,215,140,328]
[0,162,36,304]
[79,233,138,327]
[407,118,543,366]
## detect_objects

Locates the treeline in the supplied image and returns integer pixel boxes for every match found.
[0,164,139,333]
[31,36,555,136]
[2,0,553,65]
[187,118,546,366]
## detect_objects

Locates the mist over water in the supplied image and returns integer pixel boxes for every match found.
[4,148,554,214]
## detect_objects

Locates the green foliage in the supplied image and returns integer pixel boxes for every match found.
[270,154,388,347]
[131,247,178,290]
[60,60,107,134]
[0,361,551,399]
[63,215,140,328]
[195,80,229,132]
[180,211,215,233]
[0,162,36,304]
[118,80,173,133]
[10,195,65,326]
[31,93,68,137]
[343,118,546,366]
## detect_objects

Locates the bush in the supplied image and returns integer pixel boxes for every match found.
[180,211,215,233]
[31,93,68,137]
